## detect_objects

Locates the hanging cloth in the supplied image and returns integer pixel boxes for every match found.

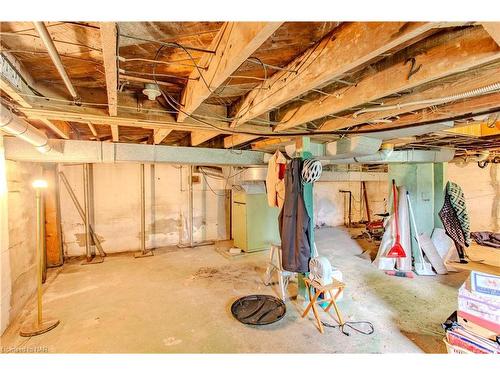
[439,194,467,248]
[265,150,287,209]
[446,181,471,246]
[278,158,311,273]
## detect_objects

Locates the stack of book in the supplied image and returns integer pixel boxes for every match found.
[444,271,500,354]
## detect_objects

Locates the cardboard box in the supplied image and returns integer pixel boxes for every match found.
[458,313,498,341]
[458,276,500,334]
[470,271,500,298]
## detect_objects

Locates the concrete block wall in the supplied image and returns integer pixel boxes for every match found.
[0,149,43,334]
[59,163,228,256]
[314,180,388,227]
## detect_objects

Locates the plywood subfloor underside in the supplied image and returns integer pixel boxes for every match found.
[1,227,468,353]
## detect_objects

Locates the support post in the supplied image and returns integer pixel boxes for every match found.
[19,181,60,336]
[150,164,156,249]
[82,164,103,264]
[135,164,153,258]
[177,165,214,248]
[58,172,106,257]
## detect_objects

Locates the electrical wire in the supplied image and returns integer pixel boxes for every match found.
[321,320,375,336]
[0,31,102,52]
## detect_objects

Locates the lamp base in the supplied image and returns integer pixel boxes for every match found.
[20,318,60,337]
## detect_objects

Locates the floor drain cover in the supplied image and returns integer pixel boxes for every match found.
[231,295,286,325]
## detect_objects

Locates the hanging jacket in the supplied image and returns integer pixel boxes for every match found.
[278,158,311,273]
[265,150,287,209]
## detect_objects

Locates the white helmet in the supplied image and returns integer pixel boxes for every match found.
[301,158,322,184]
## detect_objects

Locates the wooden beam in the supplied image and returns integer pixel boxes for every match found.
[110,125,119,142]
[191,130,220,146]
[230,22,440,128]
[223,134,260,149]
[100,22,118,117]
[319,64,500,131]
[483,23,500,46]
[223,112,273,148]
[39,119,71,140]
[87,122,98,137]
[20,101,266,136]
[153,128,172,144]
[251,137,293,150]
[177,22,282,122]
[277,27,500,131]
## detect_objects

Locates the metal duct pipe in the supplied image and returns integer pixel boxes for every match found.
[353,82,500,117]
[322,148,455,165]
[0,103,51,153]
[33,22,80,103]
[452,150,490,164]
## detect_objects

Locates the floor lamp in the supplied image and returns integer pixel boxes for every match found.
[20,179,60,337]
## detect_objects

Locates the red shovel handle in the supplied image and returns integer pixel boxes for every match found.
[392,179,400,241]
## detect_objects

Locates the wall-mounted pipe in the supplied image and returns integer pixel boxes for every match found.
[451,150,490,164]
[33,22,80,103]
[0,103,52,153]
[353,82,500,117]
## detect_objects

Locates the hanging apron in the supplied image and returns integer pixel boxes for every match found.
[278,158,311,273]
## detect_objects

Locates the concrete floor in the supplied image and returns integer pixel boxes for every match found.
[1,226,468,353]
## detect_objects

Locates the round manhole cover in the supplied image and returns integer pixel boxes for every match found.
[231,295,286,325]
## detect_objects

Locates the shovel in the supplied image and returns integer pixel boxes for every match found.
[406,191,436,276]
[386,180,406,258]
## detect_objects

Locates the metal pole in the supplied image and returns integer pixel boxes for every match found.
[141,163,146,252]
[135,164,153,258]
[20,185,59,337]
[177,165,214,249]
[36,189,43,325]
[83,164,92,261]
[59,172,106,257]
[188,165,193,247]
[33,22,80,103]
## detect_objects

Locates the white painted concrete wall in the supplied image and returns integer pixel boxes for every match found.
[314,180,388,227]
[447,162,499,232]
[0,138,8,334]
[0,151,42,334]
[59,164,228,256]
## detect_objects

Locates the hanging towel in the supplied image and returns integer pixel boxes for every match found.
[279,158,311,273]
[446,181,471,246]
[266,150,287,209]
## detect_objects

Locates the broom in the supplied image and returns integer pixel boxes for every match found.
[406,191,435,276]
[386,180,406,258]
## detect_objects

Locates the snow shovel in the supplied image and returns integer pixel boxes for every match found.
[406,191,435,276]
[386,180,406,258]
